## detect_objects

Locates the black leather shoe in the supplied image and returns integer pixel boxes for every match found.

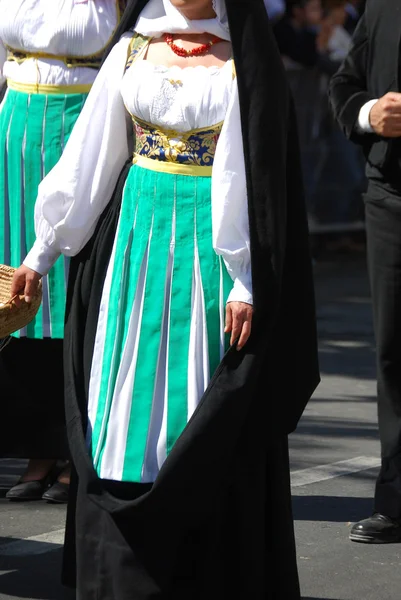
[6,479,47,501]
[42,481,69,504]
[350,513,401,544]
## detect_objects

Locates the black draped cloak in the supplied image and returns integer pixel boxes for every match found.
[62,0,320,597]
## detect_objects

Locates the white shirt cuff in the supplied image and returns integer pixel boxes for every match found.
[227,271,253,305]
[23,240,61,276]
[357,99,378,133]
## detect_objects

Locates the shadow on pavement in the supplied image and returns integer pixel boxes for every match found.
[293,495,373,523]
[0,548,74,600]
[318,339,375,381]
[294,415,379,440]
[314,255,376,382]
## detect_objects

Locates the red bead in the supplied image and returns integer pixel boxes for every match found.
[164,33,222,58]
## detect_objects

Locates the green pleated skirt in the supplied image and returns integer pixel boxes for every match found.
[88,163,233,483]
[0,88,87,338]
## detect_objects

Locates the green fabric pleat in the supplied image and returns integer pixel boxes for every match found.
[0,92,16,271]
[43,96,67,339]
[0,89,87,339]
[92,166,150,468]
[92,165,232,482]
[195,177,223,378]
[7,92,29,338]
[165,176,197,455]
[221,256,233,354]
[121,168,175,482]
[24,93,47,338]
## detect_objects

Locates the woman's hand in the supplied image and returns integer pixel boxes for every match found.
[11,265,42,305]
[225,302,253,351]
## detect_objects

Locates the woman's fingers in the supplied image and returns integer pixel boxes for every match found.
[24,274,38,303]
[10,271,26,306]
[225,302,253,351]
[237,318,252,351]
[10,266,41,305]
[230,313,243,346]
[224,303,233,334]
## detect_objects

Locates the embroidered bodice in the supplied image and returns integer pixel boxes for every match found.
[122,58,233,168]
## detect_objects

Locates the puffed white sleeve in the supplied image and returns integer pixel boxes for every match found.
[23,34,133,276]
[212,80,253,305]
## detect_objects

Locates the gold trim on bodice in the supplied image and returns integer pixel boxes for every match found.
[6,47,103,69]
[125,33,235,176]
[6,79,92,95]
[132,115,223,171]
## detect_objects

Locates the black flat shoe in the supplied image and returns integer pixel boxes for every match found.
[350,513,401,544]
[6,479,47,501]
[42,481,69,504]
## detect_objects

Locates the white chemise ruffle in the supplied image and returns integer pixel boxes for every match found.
[0,0,121,86]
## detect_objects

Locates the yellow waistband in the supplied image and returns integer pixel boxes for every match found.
[6,49,102,69]
[7,79,92,95]
[133,154,213,177]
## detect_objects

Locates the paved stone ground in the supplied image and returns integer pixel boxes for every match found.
[1,253,401,600]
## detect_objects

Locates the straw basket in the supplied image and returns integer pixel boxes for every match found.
[0,265,42,339]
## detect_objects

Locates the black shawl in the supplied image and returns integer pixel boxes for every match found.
[62,1,319,597]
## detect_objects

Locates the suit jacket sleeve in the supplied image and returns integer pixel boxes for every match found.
[328,13,374,144]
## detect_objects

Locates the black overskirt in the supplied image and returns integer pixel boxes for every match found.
[62,162,302,598]
[0,338,67,458]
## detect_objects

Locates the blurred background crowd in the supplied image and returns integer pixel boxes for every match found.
[268,0,366,253]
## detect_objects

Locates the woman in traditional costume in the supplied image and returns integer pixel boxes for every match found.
[0,0,126,502]
[12,0,319,596]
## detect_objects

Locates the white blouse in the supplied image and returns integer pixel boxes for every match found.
[0,0,121,86]
[24,33,253,305]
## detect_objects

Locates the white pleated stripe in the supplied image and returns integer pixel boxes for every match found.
[93,207,149,468]
[140,193,176,483]
[141,243,173,483]
[152,198,177,483]
[40,96,52,337]
[99,240,150,481]
[187,240,210,421]
[87,226,121,447]
[60,96,67,152]
[3,91,13,267]
[18,99,28,337]
[219,256,226,359]
[20,96,28,263]
[41,275,51,338]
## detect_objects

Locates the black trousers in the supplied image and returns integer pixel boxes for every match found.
[365,190,401,518]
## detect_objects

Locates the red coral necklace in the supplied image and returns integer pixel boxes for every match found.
[164,33,223,57]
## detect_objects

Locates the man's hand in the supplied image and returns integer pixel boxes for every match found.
[225,302,253,351]
[370,93,401,138]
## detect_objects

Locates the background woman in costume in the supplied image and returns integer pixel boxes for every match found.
[0,0,125,503]
[12,0,319,597]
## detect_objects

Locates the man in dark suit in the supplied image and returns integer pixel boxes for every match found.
[329,0,401,544]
